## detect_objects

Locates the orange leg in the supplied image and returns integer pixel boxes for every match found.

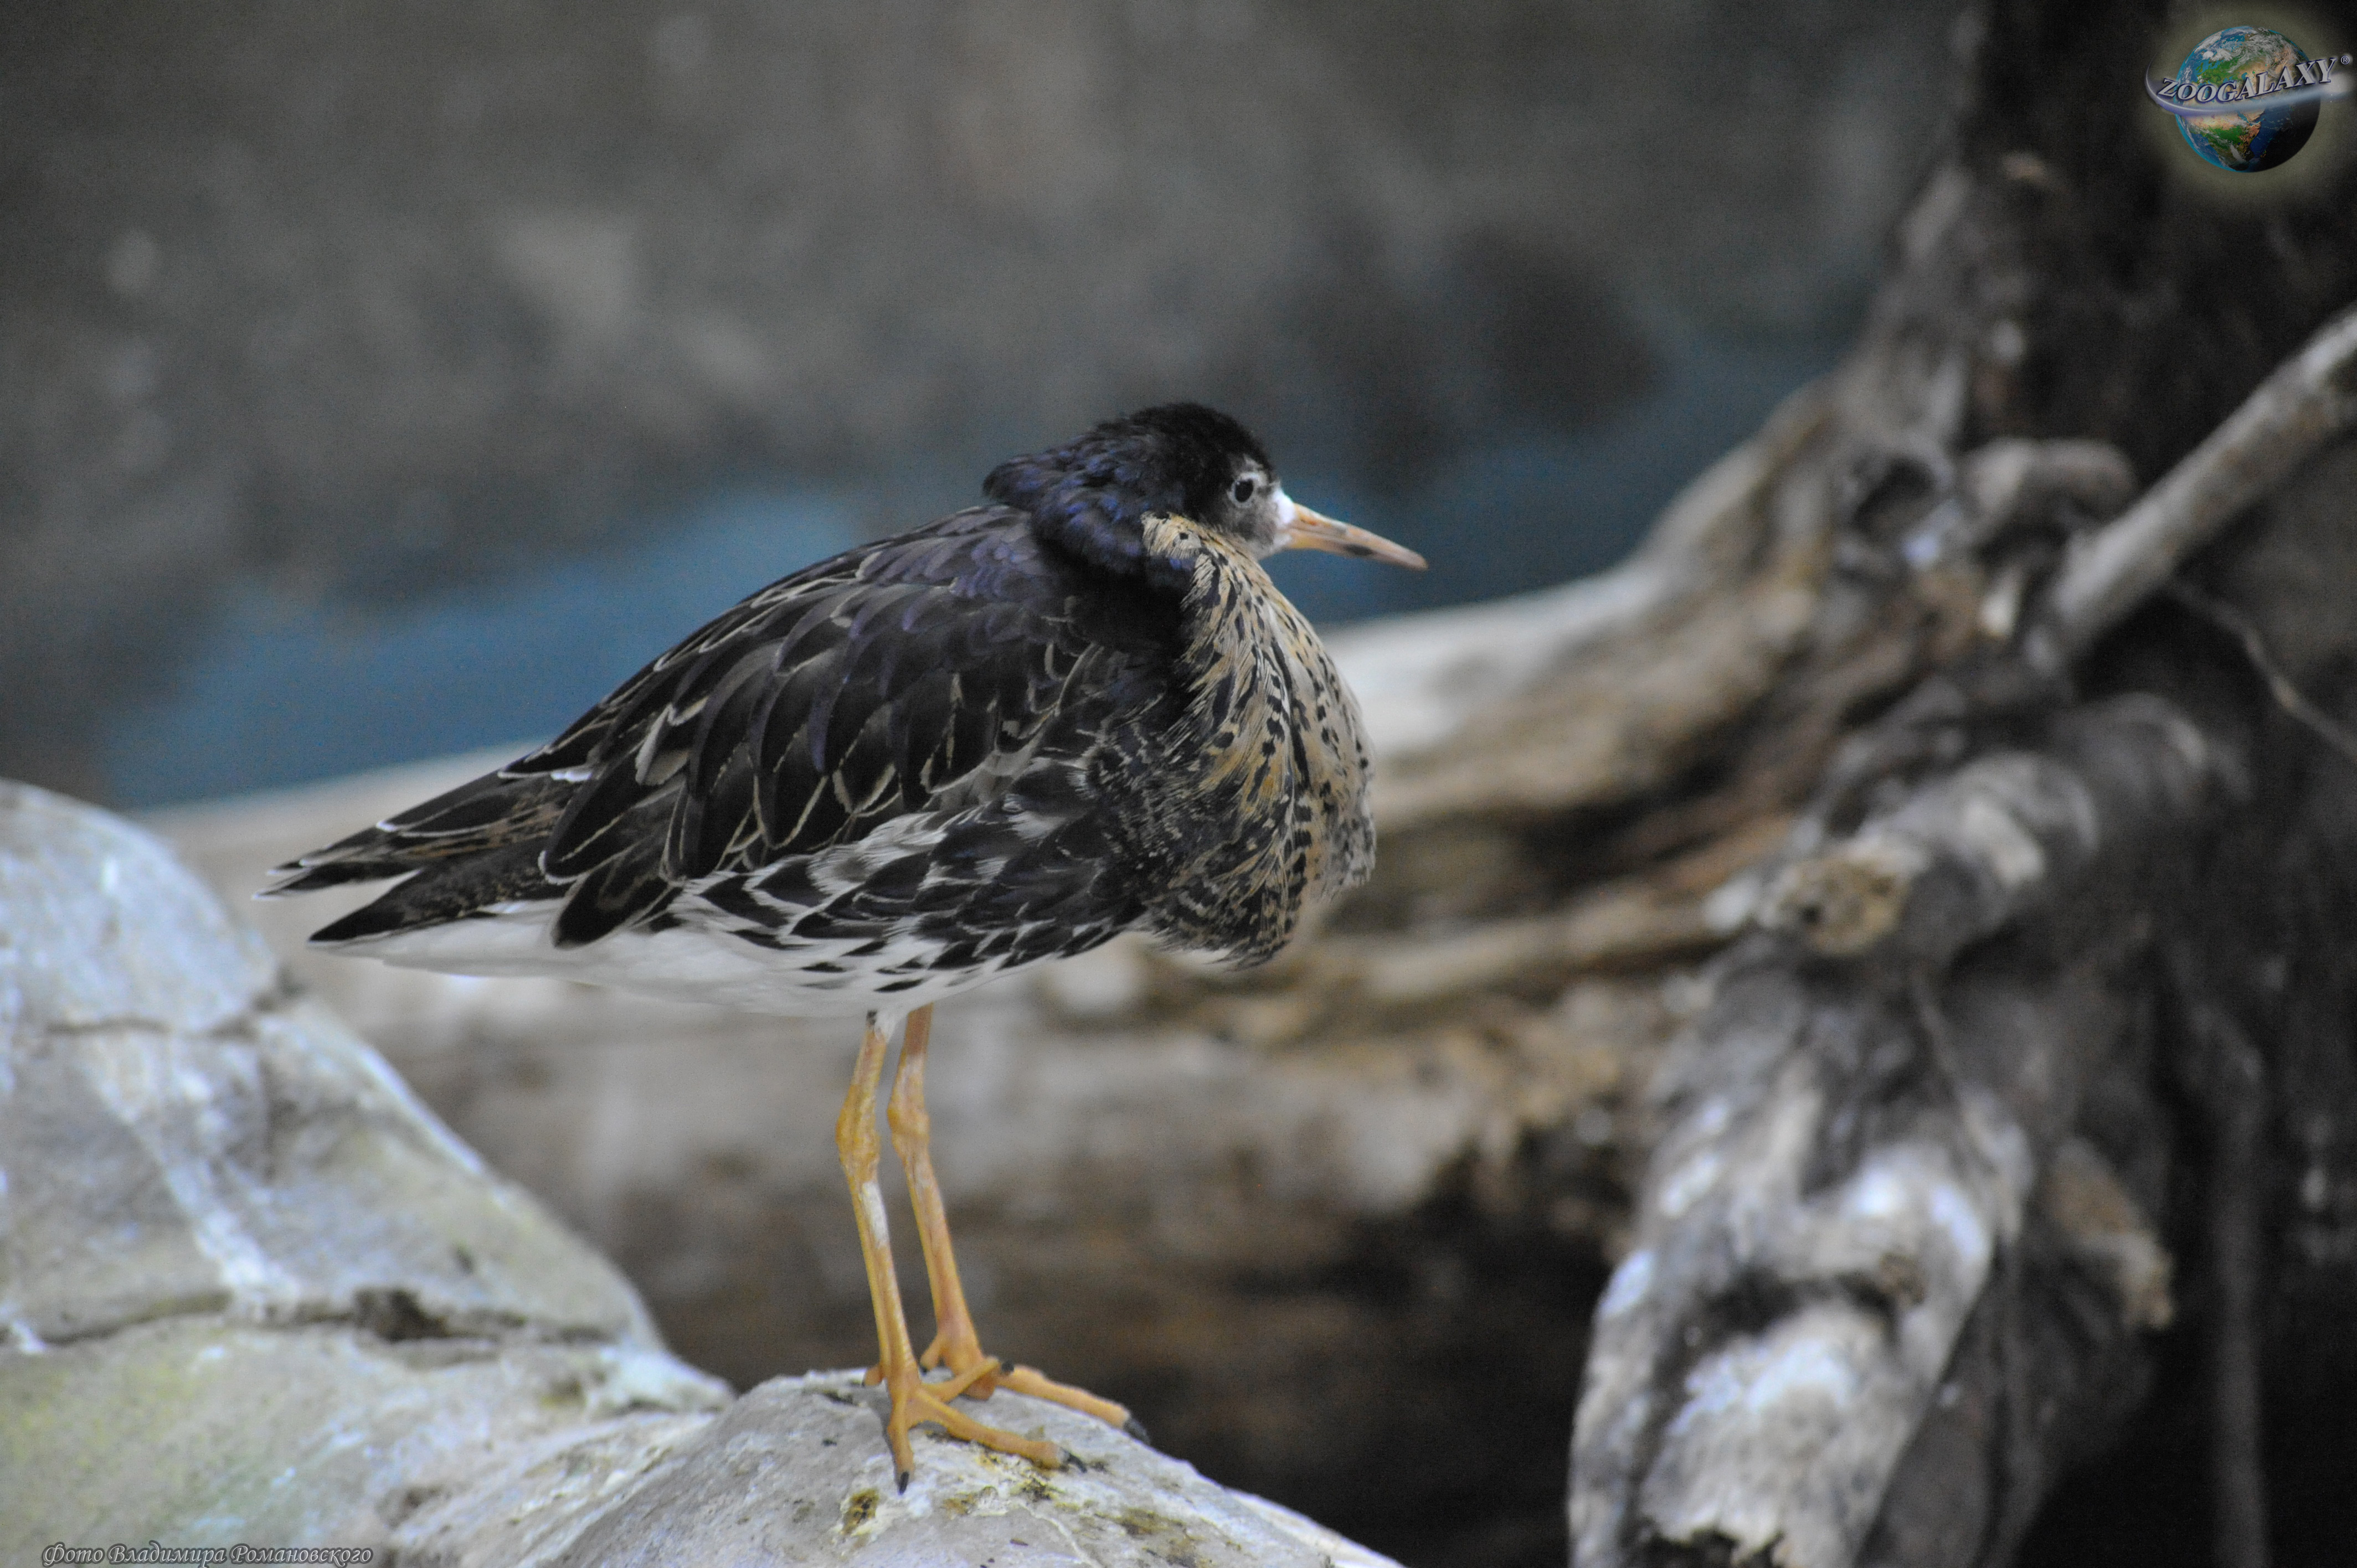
[886,1003,1144,1439]
[836,1010,1062,1488]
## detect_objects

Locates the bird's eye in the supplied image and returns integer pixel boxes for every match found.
[1231,476,1258,504]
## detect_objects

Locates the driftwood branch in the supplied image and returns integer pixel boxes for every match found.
[2038,303,2357,666]
[1753,697,2210,964]
[1558,286,2357,1558]
[1526,17,2357,1538]
[1569,697,2220,1568]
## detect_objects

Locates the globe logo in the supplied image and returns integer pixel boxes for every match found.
[2144,25,2351,172]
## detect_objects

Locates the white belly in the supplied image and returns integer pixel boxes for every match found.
[331,904,1039,1019]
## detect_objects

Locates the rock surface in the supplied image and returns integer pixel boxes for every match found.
[0,782,1398,1567]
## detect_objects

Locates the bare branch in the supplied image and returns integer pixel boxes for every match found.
[2164,580,2357,771]
[2040,304,2357,666]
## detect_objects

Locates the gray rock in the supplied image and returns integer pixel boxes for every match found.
[7,1317,719,1556]
[0,782,1398,1567]
[0,779,661,1348]
[420,1371,1396,1568]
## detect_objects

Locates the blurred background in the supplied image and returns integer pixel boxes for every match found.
[3,5,1985,1561]
[0,0,1962,811]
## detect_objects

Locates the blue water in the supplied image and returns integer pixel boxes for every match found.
[104,492,863,807]
[103,327,1839,808]
[1265,324,1839,623]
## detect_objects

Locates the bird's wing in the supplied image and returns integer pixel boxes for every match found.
[269,509,1179,947]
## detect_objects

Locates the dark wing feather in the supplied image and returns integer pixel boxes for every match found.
[305,842,555,943]
[270,507,1184,949]
[270,770,572,892]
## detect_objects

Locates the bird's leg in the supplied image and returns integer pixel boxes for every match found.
[836,1010,1062,1487]
[885,1004,1141,1437]
[883,1005,996,1395]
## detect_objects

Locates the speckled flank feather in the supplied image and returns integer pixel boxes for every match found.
[266,404,1382,1012]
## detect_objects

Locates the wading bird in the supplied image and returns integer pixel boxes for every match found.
[269,403,1424,1485]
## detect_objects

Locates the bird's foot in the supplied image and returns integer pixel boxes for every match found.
[919,1334,1146,1441]
[873,1356,1064,1490]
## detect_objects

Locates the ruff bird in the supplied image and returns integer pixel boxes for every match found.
[268,402,1425,1484]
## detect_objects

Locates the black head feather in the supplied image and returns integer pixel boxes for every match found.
[985,403,1275,592]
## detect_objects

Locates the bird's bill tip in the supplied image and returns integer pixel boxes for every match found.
[1277,501,1427,569]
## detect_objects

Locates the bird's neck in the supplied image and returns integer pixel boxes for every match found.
[1010,478,1197,594]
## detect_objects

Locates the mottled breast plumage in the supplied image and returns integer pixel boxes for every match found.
[1110,513,1375,963]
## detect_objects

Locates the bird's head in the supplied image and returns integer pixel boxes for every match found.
[986,402,1424,592]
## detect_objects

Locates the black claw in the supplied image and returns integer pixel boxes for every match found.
[896,1467,911,1494]
[1124,1415,1153,1445]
